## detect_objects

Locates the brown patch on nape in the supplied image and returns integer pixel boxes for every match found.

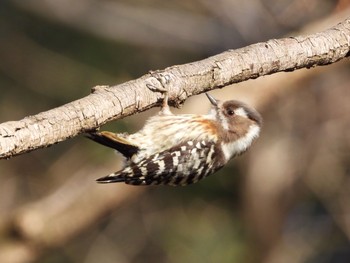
[245,107,262,126]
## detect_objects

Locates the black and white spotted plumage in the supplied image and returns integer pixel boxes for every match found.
[87,93,262,186]
[96,140,223,186]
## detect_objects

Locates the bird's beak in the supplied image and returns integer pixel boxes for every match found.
[206,93,218,106]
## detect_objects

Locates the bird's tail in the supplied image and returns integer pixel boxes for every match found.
[96,167,147,185]
[96,172,126,183]
[86,131,139,159]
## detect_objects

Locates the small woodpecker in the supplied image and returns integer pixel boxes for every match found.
[87,92,262,186]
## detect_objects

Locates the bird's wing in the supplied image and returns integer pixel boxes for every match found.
[86,131,139,159]
[96,140,224,186]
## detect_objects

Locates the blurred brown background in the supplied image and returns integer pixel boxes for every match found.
[1,0,350,263]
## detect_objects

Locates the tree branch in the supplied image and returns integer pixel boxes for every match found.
[0,18,349,159]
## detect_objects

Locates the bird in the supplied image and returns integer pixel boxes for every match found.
[86,92,262,186]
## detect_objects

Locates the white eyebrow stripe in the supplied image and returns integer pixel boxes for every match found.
[234,108,247,117]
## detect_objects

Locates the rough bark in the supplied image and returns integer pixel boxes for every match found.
[0,18,349,159]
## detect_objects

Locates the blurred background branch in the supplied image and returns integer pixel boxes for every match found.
[1,1,350,263]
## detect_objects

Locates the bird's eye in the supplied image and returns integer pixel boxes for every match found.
[227,109,235,116]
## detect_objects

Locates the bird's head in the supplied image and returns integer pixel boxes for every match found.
[206,93,262,159]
